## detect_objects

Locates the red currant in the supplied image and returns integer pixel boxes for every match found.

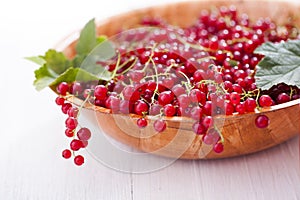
[153,119,167,132]
[74,155,84,166]
[55,97,65,106]
[255,115,270,128]
[137,118,148,128]
[213,142,224,153]
[65,117,78,130]
[94,85,108,100]
[77,127,91,141]
[62,149,72,159]
[70,139,82,151]
[259,95,273,107]
[57,82,69,96]
[163,104,176,117]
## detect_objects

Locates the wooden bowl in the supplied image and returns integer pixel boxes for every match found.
[56,0,300,159]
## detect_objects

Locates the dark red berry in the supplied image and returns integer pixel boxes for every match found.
[134,100,149,115]
[259,95,273,107]
[65,117,78,130]
[177,94,190,108]
[163,104,176,117]
[67,107,79,118]
[81,140,88,148]
[190,106,203,121]
[192,121,207,135]
[137,118,148,128]
[255,115,270,128]
[70,82,83,96]
[235,102,246,114]
[94,85,108,100]
[65,128,74,137]
[213,142,224,153]
[74,155,84,166]
[62,149,72,159]
[229,92,240,105]
[70,139,82,151]
[153,119,167,132]
[77,127,91,141]
[202,129,220,145]
[202,116,214,129]
[276,93,290,104]
[244,98,257,112]
[158,91,174,106]
[61,103,72,114]
[55,97,65,106]
[57,82,69,96]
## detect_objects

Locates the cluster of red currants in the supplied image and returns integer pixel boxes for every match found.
[56,82,92,166]
[54,6,300,165]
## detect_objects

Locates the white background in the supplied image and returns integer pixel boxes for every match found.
[0,0,299,199]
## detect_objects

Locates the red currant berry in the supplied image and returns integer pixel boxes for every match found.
[189,89,206,105]
[74,155,84,166]
[67,107,79,118]
[276,93,290,104]
[203,101,212,116]
[193,69,204,82]
[229,92,240,105]
[192,121,207,135]
[61,103,72,114]
[81,140,88,148]
[70,82,83,96]
[255,115,270,128]
[153,119,167,132]
[65,117,78,130]
[158,91,174,106]
[94,85,108,100]
[57,82,69,96]
[137,118,148,128]
[259,95,273,107]
[244,98,257,112]
[122,85,140,102]
[190,106,203,121]
[213,142,224,153]
[177,94,190,108]
[62,149,72,159]
[134,100,149,115]
[163,104,176,117]
[235,102,246,114]
[65,128,74,137]
[202,116,214,129]
[149,104,162,115]
[202,129,220,145]
[70,139,82,151]
[55,97,65,106]
[224,101,234,115]
[77,127,91,141]
[172,84,186,97]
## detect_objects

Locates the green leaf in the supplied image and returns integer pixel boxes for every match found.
[33,64,56,91]
[29,19,114,91]
[78,40,114,80]
[254,40,300,90]
[25,56,46,65]
[76,18,97,55]
[49,67,100,86]
[96,35,107,44]
[43,49,69,74]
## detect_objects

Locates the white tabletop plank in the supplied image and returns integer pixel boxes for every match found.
[132,137,299,200]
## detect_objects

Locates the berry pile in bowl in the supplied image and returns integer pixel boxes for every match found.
[29,0,300,166]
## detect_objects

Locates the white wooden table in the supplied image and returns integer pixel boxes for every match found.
[0,0,299,199]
